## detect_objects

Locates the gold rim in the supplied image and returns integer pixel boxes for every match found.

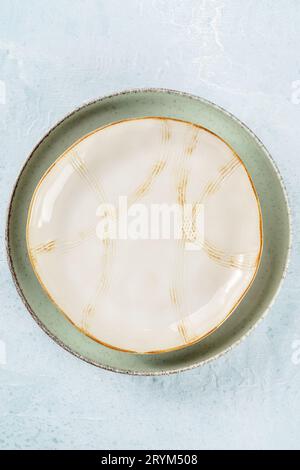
[26,116,263,355]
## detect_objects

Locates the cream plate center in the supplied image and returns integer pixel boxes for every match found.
[27,118,262,353]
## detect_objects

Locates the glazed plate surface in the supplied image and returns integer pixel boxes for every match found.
[7,89,290,374]
[26,118,262,353]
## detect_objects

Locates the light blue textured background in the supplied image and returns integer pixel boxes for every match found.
[0,0,299,450]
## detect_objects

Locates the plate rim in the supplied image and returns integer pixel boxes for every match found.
[5,87,292,375]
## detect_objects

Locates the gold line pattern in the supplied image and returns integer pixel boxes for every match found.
[199,157,240,202]
[177,168,189,207]
[128,120,171,205]
[195,239,259,270]
[69,150,106,203]
[31,228,96,255]
[64,150,116,329]
[170,128,253,342]
[182,154,256,270]
[170,125,201,343]
[178,321,189,343]
[186,127,201,156]
[78,122,173,330]
[128,160,166,205]
[169,242,189,344]
[162,119,171,143]
[32,240,56,254]
[82,237,115,332]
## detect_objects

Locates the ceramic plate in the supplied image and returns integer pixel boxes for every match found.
[26,118,262,354]
[6,89,290,373]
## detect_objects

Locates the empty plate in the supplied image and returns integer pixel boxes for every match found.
[6,89,291,374]
[26,117,262,353]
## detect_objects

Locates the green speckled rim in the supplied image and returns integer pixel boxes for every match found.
[6,88,291,375]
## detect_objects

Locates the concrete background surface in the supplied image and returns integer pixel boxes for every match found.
[0,0,299,450]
